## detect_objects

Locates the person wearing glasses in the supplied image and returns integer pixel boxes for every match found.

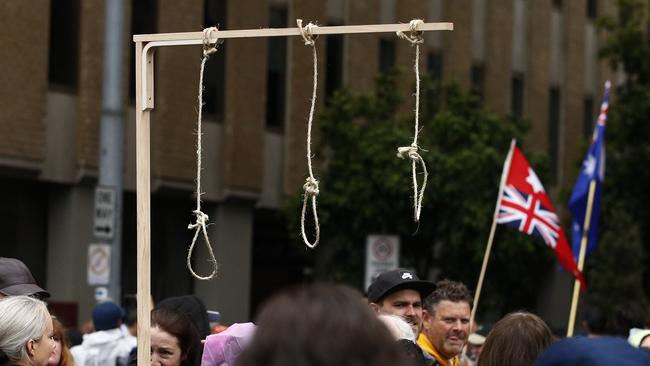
[0,295,55,366]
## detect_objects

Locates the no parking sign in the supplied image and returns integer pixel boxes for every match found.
[87,244,111,286]
[364,235,400,291]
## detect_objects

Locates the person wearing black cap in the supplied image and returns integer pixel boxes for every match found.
[367,268,436,337]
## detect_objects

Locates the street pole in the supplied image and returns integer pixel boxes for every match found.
[96,0,125,303]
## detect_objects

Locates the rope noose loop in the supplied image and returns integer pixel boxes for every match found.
[297,19,321,249]
[186,27,220,280]
[396,19,428,223]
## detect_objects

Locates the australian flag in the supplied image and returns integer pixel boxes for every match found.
[569,81,610,260]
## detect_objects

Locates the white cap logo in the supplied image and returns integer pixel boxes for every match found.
[401,272,413,280]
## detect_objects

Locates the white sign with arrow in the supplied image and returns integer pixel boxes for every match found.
[94,186,116,239]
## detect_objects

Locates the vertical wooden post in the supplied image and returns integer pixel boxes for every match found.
[135,40,152,366]
[566,179,597,337]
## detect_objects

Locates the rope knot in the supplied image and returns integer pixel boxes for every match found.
[202,27,219,57]
[303,177,320,196]
[397,144,420,161]
[396,19,424,45]
[188,209,209,230]
[297,19,318,46]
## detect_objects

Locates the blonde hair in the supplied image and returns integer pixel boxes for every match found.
[0,296,50,362]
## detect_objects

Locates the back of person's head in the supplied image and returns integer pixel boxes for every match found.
[152,306,202,366]
[0,295,50,362]
[378,314,416,341]
[235,283,410,366]
[92,301,125,331]
[479,311,554,366]
[609,301,647,337]
[396,339,429,366]
[582,305,607,336]
[0,257,50,299]
[533,336,650,366]
[423,279,472,313]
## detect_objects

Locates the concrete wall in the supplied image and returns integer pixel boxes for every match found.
[46,185,96,325]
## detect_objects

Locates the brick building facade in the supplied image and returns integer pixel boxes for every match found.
[0,0,615,329]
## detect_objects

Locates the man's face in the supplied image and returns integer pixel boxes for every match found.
[372,289,423,336]
[423,300,471,359]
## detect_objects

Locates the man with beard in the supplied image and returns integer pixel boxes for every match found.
[418,279,472,366]
[367,269,436,337]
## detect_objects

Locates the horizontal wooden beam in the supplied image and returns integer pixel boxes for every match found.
[133,22,453,43]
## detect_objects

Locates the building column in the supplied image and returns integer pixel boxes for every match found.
[194,199,254,324]
[46,185,97,326]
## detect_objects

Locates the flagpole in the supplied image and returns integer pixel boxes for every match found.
[467,139,516,347]
[566,179,597,337]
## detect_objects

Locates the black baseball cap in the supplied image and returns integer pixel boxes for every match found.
[367,268,435,303]
[0,257,50,299]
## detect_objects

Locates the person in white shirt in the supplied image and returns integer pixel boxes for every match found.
[70,301,136,366]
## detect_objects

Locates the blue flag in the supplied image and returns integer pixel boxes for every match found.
[568,81,611,260]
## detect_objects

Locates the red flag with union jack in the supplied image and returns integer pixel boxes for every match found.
[496,142,585,288]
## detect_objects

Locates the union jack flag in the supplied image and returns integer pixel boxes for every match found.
[496,142,585,288]
[498,185,560,249]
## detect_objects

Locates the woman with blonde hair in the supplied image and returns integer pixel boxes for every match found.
[0,295,55,366]
[47,318,73,366]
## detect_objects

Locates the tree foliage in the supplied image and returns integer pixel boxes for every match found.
[286,72,557,318]
[585,0,650,311]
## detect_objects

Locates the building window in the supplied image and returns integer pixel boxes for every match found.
[587,0,598,19]
[583,97,595,138]
[552,0,563,10]
[48,0,80,90]
[203,0,227,120]
[471,64,485,101]
[266,4,288,128]
[427,51,443,80]
[379,38,396,73]
[129,0,158,100]
[325,34,344,103]
[512,74,525,118]
[549,87,561,184]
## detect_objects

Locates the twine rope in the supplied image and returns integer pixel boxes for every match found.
[396,19,428,223]
[297,19,321,249]
[186,27,219,280]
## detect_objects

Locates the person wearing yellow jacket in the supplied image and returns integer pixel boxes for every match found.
[417,279,472,366]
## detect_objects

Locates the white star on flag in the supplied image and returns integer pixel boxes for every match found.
[526,168,545,193]
[583,154,596,176]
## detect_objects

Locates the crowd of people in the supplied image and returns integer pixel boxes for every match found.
[1,257,650,366]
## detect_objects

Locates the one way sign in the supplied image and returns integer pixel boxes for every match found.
[94,186,116,240]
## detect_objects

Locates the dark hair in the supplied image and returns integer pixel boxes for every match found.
[235,283,412,366]
[478,312,554,366]
[582,305,607,335]
[396,339,428,366]
[423,279,472,313]
[152,307,202,366]
[610,301,648,336]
